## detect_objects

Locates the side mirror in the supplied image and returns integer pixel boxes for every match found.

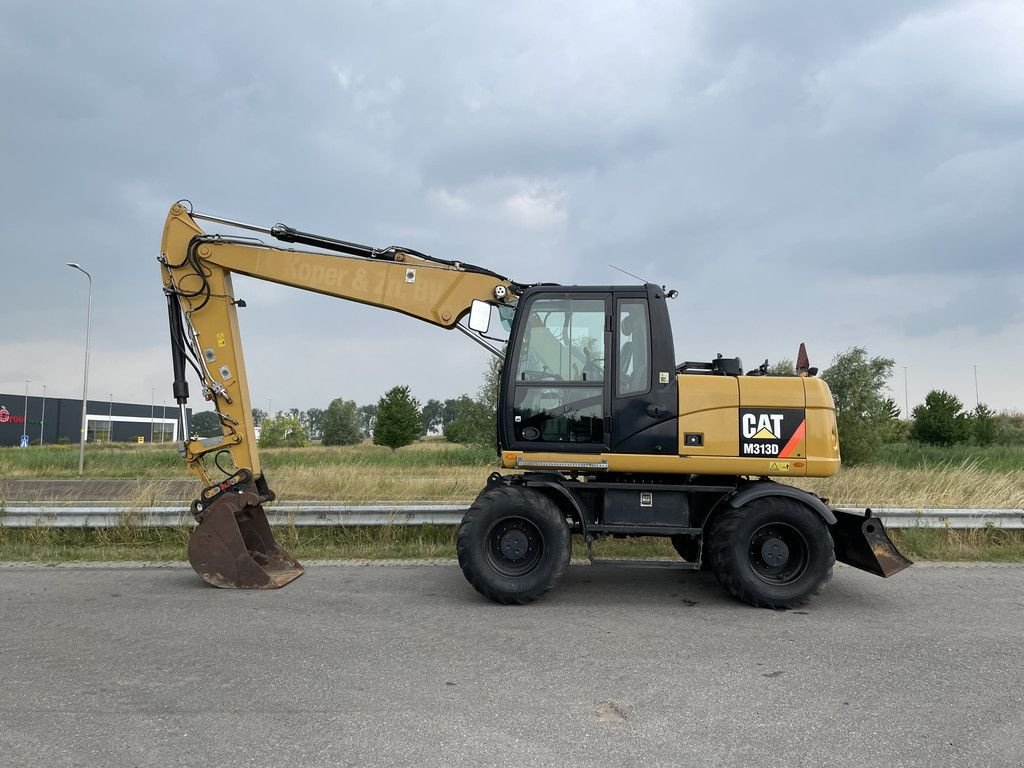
[468,300,491,333]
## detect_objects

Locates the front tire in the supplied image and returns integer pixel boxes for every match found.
[457,485,571,605]
[707,497,834,609]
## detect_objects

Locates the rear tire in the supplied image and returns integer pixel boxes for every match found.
[457,485,571,605]
[707,497,834,609]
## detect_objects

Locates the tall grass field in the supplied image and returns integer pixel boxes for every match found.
[1,440,1021,562]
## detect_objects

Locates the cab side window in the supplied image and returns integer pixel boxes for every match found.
[617,300,650,396]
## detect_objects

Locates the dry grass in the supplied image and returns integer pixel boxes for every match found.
[793,463,1024,510]
[268,464,493,502]
[3,442,1022,508]
[2,440,1021,564]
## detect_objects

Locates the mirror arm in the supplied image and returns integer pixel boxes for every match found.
[455,323,505,358]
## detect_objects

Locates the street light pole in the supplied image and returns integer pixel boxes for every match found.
[973,364,980,408]
[903,365,910,419]
[67,263,92,475]
[23,379,30,446]
[150,386,156,443]
[40,384,46,445]
[108,393,114,442]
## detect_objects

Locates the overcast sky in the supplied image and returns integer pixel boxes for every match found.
[1,0,1022,415]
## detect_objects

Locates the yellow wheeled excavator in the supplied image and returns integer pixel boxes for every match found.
[159,201,910,607]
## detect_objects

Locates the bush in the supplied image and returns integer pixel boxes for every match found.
[994,411,1024,445]
[767,359,795,376]
[910,390,970,446]
[258,416,309,448]
[969,404,997,446]
[443,396,492,445]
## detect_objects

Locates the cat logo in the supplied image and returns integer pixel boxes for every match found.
[739,408,806,458]
[742,413,784,440]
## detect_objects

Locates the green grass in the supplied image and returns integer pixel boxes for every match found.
[870,442,1024,472]
[0,441,498,479]
[888,528,1024,562]
[0,524,673,563]
[2,524,1021,564]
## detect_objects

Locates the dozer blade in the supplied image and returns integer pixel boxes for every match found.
[188,483,303,589]
[831,509,912,578]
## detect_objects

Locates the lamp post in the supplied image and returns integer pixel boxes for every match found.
[39,384,46,445]
[23,379,30,446]
[150,386,156,443]
[903,365,910,419]
[108,393,114,442]
[973,364,980,408]
[67,263,92,475]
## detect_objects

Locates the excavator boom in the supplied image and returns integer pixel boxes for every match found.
[159,202,519,587]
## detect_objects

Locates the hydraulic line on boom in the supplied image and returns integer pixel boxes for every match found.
[160,202,521,588]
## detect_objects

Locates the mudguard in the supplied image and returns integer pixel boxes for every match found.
[727,481,837,525]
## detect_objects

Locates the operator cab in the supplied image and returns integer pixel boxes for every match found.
[498,284,678,455]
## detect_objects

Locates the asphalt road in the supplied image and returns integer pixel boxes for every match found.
[1,562,1022,768]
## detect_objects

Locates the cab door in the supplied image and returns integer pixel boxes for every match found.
[609,289,679,454]
[504,292,610,453]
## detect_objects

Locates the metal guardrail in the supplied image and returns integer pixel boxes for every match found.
[0,504,1022,529]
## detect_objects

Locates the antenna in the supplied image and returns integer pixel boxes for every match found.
[606,264,679,301]
[609,264,649,283]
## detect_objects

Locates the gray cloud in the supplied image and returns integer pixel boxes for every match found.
[1,0,1022,412]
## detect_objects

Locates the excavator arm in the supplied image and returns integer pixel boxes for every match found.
[158,202,520,588]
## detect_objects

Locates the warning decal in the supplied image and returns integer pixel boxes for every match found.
[739,408,806,458]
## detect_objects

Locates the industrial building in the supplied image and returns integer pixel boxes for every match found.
[0,393,190,447]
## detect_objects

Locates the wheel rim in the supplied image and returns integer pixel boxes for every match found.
[485,516,545,577]
[747,523,809,585]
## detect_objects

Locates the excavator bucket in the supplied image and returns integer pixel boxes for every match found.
[187,474,303,589]
[831,509,912,578]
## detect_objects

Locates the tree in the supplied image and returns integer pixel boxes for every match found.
[305,407,326,441]
[252,407,267,428]
[879,397,906,442]
[970,403,997,446]
[444,356,503,449]
[421,398,444,436]
[910,390,969,446]
[821,347,895,465]
[443,395,489,443]
[258,416,309,448]
[358,403,378,438]
[189,411,221,437]
[322,398,363,445]
[373,386,421,451]
[441,398,464,432]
